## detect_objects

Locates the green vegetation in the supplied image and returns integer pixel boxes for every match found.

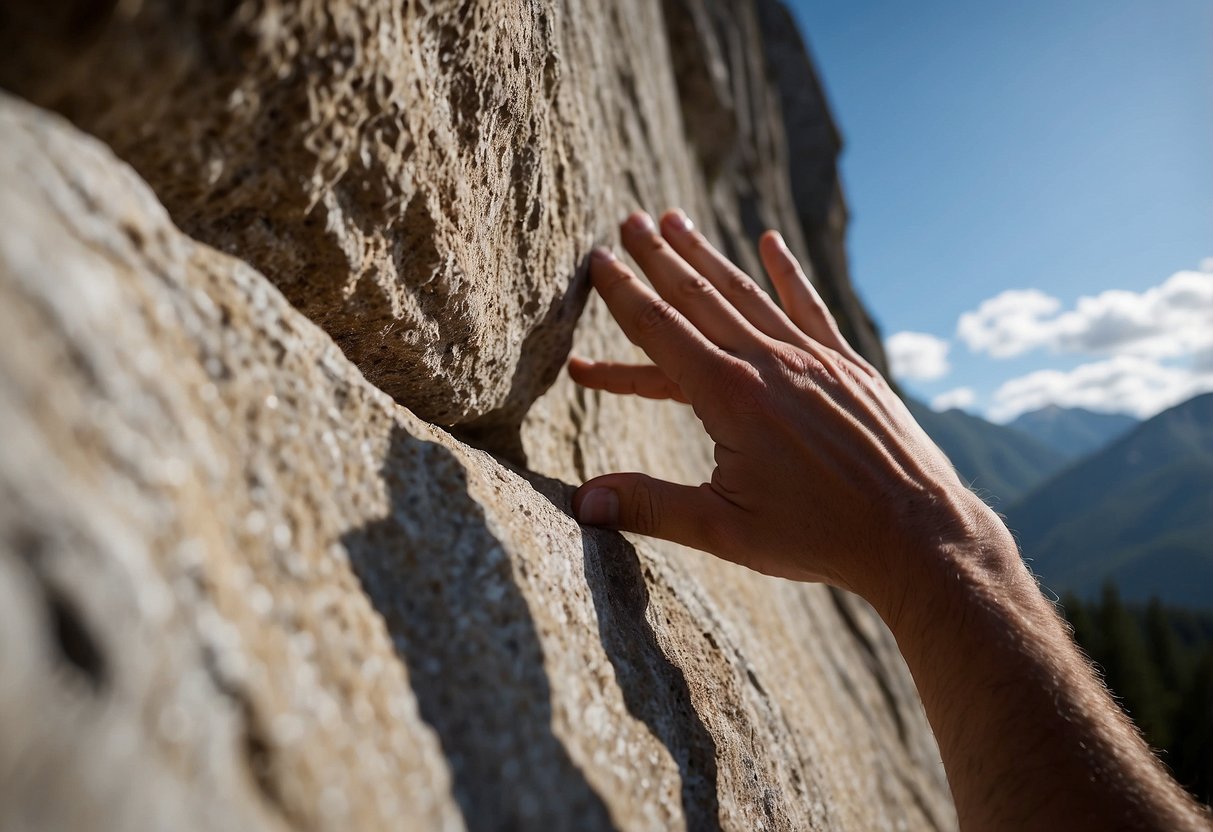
[1061,587,1213,806]
[1009,393,1213,608]
[906,400,1067,506]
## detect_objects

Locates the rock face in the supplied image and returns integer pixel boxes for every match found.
[0,1,952,830]
[0,0,885,440]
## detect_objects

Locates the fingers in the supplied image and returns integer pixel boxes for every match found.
[574,473,733,554]
[658,210,807,346]
[619,212,762,354]
[759,230,866,365]
[568,357,688,403]
[589,246,737,403]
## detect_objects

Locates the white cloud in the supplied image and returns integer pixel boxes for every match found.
[987,355,1213,422]
[886,331,951,381]
[957,269,1213,361]
[957,289,1062,358]
[931,387,977,412]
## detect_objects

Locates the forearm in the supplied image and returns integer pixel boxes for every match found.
[868,498,1209,830]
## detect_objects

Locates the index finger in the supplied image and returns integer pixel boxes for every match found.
[758,231,871,370]
[590,247,732,403]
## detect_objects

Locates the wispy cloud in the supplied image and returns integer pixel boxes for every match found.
[885,331,950,381]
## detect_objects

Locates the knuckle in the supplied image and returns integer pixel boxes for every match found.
[635,297,679,333]
[835,357,869,387]
[716,362,767,415]
[639,232,667,255]
[776,259,802,282]
[595,260,632,291]
[771,345,816,377]
[719,360,761,392]
[686,232,711,255]
[726,270,764,300]
[629,479,661,536]
[679,274,716,298]
[761,343,829,383]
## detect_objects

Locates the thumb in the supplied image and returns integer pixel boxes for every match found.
[573,473,718,550]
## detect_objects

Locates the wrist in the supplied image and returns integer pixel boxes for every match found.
[856,487,1029,633]
[852,490,1208,831]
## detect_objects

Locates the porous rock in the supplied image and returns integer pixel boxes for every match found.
[0,0,886,441]
[0,93,953,830]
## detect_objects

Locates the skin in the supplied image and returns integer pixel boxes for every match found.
[570,209,1213,831]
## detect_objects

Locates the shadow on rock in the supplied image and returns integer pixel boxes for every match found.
[342,425,614,831]
[525,472,722,832]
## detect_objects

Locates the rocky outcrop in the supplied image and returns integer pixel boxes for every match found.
[0,1,950,829]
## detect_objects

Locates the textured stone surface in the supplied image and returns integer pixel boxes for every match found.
[0,0,952,828]
[0,0,885,442]
[0,92,954,830]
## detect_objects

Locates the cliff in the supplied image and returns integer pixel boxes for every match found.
[0,2,952,829]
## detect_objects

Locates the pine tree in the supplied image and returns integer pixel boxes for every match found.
[1095,584,1169,749]
[1170,648,1213,805]
[1061,592,1101,662]
[1144,597,1185,738]
[1145,598,1185,689]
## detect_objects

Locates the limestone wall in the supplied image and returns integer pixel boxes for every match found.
[0,2,953,829]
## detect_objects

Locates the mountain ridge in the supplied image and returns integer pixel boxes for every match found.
[907,399,1068,505]
[1009,405,1139,459]
[1006,393,1213,608]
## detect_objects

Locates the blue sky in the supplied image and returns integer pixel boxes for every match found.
[787,0,1212,421]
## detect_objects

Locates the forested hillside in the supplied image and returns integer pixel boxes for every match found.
[1062,588,1213,806]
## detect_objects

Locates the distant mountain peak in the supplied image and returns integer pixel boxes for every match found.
[1010,405,1139,459]
[907,399,1067,506]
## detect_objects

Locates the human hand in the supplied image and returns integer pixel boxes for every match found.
[570,211,1213,831]
[571,210,1007,608]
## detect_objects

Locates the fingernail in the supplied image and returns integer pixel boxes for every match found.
[627,212,655,233]
[577,488,619,526]
[592,246,615,262]
[665,211,694,233]
[770,230,788,251]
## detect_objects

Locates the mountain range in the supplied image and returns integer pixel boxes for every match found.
[1009,405,1139,458]
[906,400,1066,505]
[909,394,1213,609]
